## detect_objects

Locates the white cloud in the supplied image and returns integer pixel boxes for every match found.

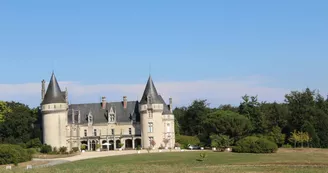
[0,76,290,108]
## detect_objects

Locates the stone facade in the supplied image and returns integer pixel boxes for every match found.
[41,73,175,151]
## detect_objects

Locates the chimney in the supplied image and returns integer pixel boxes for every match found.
[102,97,106,109]
[169,98,173,113]
[41,80,45,101]
[78,110,81,124]
[65,87,68,103]
[72,109,75,124]
[123,96,127,109]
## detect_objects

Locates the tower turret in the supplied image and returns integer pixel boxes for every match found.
[41,72,68,149]
[139,76,165,149]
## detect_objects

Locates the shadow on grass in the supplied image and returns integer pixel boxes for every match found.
[196,159,204,162]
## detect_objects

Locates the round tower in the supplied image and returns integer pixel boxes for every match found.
[41,73,68,149]
[139,76,164,149]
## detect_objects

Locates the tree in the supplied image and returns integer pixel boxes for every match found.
[184,100,211,136]
[0,102,38,144]
[173,107,187,135]
[268,126,285,146]
[204,110,252,143]
[0,101,11,123]
[239,95,269,134]
[289,130,300,148]
[210,134,232,148]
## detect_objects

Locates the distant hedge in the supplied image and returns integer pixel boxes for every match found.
[233,136,278,153]
[0,144,32,165]
[175,135,200,149]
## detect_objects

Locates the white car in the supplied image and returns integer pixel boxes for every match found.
[188,144,201,150]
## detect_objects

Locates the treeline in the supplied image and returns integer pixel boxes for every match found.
[0,101,42,165]
[0,101,41,146]
[174,88,328,148]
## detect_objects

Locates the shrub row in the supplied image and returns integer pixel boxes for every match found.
[233,136,278,153]
[0,144,32,165]
[175,135,200,149]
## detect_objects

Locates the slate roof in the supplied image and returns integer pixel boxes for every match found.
[140,76,163,104]
[68,101,140,124]
[158,95,172,115]
[42,73,66,105]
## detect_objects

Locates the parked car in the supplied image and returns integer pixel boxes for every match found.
[187,144,201,150]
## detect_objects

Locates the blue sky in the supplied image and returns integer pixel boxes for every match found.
[0,0,327,108]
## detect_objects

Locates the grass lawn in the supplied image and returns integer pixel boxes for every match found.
[4,148,328,173]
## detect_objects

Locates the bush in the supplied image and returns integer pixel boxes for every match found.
[282,144,292,148]
[0,144,32,165]
[26,138,42,148]
[27,148,38,155]
[233,136,278,153]
[59,146,67,154]
[72,147,79,153]
[176,135,200,149]
[174,143,181,148]
[40,144,52,154]
[136,145,141,150]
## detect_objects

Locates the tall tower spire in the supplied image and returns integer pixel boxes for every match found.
[42,73,66,105]
[140,76,162,104]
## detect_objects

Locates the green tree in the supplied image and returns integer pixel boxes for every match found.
[239,95,269,134]
[184,100,211,136]
[268,126,285,146]
[210,134,232,148]
[204,110,252,143]
[289,130,300,148]
[0,102,38,144]
[0,101,11,123]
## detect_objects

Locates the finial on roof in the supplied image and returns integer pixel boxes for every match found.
[149,63,151,76]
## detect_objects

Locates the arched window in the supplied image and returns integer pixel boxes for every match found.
[94,129,97,136]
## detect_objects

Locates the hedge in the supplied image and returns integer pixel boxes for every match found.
[0,144,32,165]
[233,136,278,153]
[175,135,200,149]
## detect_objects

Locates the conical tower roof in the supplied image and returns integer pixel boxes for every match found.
[140,76,163,104]
[42,72,66,105]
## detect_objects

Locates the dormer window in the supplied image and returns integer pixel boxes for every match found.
[110,114,115,122]
[108,107,115,123]
[88,112,93,124]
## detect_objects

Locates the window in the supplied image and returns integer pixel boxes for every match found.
[84,129,87,137]
[111,129,114,135]
[54,105,56,109]
[88,114,93,124]
[129,128,132,135]
[94,129,97,136]
[148,111,153,118]
[110,114,115,122]
[148,122,153,133]
[167,123,170,132]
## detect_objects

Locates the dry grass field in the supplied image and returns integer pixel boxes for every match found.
[2,148,328,173]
